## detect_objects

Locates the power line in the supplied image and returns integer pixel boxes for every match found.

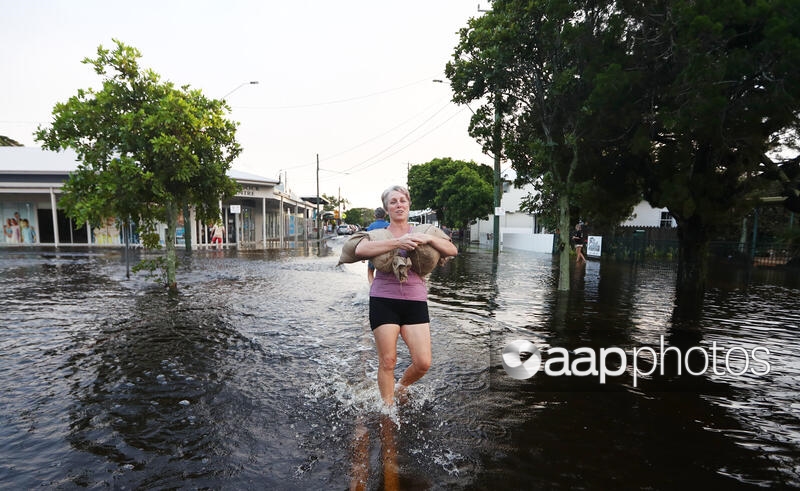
[341,101,454,174]
[316,104,467,183]
[345,105,468,173]
[270,97,454,173]
[233,75,438,110]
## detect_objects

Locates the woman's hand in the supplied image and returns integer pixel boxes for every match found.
[395,233,423,250]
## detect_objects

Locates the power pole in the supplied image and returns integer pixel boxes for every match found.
[316,154,320,242]
[479,2,502,254]
[493,88,502,253]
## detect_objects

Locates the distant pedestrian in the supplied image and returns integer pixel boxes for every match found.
[210,221,225,249]
[573,223,585,263]
[365,207,390,284]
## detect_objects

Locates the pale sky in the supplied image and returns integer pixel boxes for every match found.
[1,0,491,209]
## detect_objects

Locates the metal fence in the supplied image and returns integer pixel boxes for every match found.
[602,236,798,267]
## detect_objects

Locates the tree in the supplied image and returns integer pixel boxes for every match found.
[346,207,372,227]
[449,0,800,306]
[627,0,800,311]
[438,166,494,229]
[36,40,241,291]
[321,193,349,213]
[407,157,493,229]
[447,0,641,290]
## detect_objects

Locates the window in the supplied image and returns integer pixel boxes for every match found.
[660,211,673,228]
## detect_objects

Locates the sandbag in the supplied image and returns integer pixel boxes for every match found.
[337,224,453,280]
[407,224,452,277]
[337,229,394,267]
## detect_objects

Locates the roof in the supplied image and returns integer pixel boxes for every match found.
[0,147,80,174]
[228,168,279,185]
[300,196,330,205]
[0,147,279,185]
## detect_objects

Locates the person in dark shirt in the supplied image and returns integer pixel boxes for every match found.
[572,223,586,263]
[365,207,390,284]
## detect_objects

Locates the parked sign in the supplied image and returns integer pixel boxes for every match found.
[587,236,602,257]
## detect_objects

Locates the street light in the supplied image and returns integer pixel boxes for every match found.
[223,80,259,99]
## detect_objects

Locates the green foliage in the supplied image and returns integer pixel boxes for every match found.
[438,167,493,229]
[321,193,349,212]
[447,0,644,290]
[448,0,800,299]
[132,255,168,285]
[35,39,242,290]
[346,207,372,227]
[633,0,800,230]
[407,157,493,228]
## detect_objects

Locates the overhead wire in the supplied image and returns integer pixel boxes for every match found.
[339,100,454,174]
[236,74,478,191]
[271,96,457,174]
[317,104,468,183]
[233,76,438,110]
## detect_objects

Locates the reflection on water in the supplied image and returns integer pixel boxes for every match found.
[0,244,798,489]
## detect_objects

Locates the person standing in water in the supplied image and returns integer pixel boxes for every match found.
[354,185,458,407]
[573,222,586,263]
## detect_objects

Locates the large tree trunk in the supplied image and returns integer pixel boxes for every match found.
[557,194,571,291]
[165,201,179,291]
[556,143,579,292]
[674,215,709,318]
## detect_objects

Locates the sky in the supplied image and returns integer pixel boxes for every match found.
[1,0,492,209]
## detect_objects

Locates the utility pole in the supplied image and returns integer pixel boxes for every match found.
[316,154,320,242]
[478,2,502,254]
[492,89,502,253]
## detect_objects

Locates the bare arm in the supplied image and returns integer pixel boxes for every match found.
[355,234,419,258]
[406,232,458,257]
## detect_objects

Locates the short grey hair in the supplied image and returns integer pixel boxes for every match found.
[381,185,410,210]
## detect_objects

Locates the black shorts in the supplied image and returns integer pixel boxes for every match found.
[369,297,430,330]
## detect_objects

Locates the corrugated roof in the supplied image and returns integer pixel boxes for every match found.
[228,168,279,184]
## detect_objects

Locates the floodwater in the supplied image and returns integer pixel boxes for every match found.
[0,240,798,490]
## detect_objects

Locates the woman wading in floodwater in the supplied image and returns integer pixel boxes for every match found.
[354,185,458,407]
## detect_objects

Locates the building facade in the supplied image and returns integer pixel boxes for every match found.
[469,174,675,253]
[0,147,317,248]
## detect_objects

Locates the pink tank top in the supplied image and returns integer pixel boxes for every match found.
[369,224,428,301]
[370,268,428,301]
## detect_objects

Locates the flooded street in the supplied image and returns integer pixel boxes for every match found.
[0,240,798,489]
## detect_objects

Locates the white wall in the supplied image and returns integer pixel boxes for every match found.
[502,232,555,253]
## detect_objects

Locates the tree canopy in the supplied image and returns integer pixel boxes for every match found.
[321,193,349,213]
[447,0,643,290]
[629,0,800,308]
[36,40,241,290]
[345,207,372,227]
[447,0,800,305]
[407,157,493,229]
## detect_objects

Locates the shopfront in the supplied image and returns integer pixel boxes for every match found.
[1,148,317,249]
